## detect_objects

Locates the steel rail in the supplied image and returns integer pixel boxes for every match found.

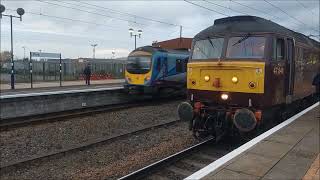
[0,120,182,172]
[118,137,217,180]
[0,96,184,130]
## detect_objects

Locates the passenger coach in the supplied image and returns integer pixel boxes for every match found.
[178,16,319,139]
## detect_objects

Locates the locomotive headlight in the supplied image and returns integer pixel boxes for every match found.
[221,93,229,100]
[204,75,210,82]
[232,76,238,83]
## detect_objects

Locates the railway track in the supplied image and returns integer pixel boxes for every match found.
[0,96,184,130]
[118,98,319,180]
[0,120,182,174]
[119,137,241,180]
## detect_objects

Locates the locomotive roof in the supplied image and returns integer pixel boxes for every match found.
[194,16,319,48]
[131,46,189,55]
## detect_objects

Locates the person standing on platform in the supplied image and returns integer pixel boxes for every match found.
[84,63,91,85]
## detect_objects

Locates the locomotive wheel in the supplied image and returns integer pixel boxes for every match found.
[192,130,209,140]
[192,117,209,139]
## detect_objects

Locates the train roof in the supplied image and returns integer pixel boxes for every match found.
[194,16,319,48]
[130,46,189,55]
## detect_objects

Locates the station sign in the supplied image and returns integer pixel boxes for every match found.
[30,52,60,58]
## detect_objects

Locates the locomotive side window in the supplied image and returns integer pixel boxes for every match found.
[275,38,285,61]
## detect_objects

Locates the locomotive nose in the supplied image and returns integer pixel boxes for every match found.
[233,108,257,132]
[177,102,194,122]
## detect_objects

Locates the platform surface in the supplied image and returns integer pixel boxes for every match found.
[187,103,319,180]
[0,79,124,96]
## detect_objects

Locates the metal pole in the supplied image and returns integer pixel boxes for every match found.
[134,35,137,49]
[93,46,95,59]
[59,53,62,87]
[22,46,26,59]
[180,25,182,48]
[29,52,33,88]
[10,15,15,89]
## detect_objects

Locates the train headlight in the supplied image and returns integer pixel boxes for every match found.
[125,77,131,82]
[145,76,151,81]
[204,75,210,82]
[221,93,229,100]
[232,76,238,83]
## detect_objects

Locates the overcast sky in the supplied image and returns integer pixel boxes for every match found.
[0,0,319,59]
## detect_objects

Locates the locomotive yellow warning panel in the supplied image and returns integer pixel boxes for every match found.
[187,61,265,94]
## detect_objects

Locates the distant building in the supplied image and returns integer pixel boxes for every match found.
[152,37,192,50]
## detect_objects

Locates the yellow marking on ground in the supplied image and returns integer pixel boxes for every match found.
[303,154,320,180]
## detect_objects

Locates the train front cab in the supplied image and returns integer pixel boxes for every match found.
[124,50,155,94]
[178,33,318,139]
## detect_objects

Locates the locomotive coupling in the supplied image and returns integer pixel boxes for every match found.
[177,102,194,122]
[233,108,257,132]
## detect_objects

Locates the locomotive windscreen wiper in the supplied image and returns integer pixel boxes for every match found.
[232,33,251,46]
[208,38,215,49]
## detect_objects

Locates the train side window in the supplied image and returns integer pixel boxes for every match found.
[273,38,285,61]
[176,59,183,73]
[183,58,188,72]
[156,57,161,71]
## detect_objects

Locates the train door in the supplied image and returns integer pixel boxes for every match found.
[285,38,295,103]
[156,55,168,80]
[163,56,168,79]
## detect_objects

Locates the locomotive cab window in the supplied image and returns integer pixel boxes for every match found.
[273,38,285,61]
[192,38,224,60]
[226,36,266,59]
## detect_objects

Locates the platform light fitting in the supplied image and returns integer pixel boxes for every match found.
[0,4,5,14]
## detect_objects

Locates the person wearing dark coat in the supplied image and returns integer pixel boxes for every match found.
[84,64,91,85]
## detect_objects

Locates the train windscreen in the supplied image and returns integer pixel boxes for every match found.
[126,56,151,74]
[192,38,224,60]
[226,36,265,59]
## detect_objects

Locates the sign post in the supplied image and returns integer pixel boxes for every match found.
[30,52,62,88]
[29,52,33,88]
[59,53,62,87]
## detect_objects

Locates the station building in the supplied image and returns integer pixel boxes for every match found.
[152,37,192,50]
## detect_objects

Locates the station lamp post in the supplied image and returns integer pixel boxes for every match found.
[22,46,27,59]
[91,44,98,59]
[0,4,25,89]
[129,28,142,50]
